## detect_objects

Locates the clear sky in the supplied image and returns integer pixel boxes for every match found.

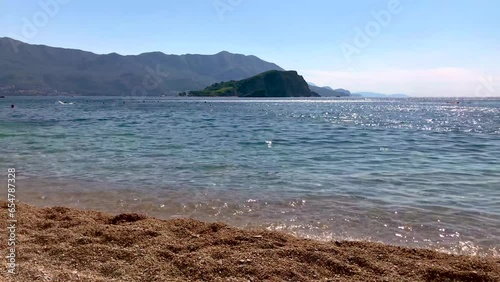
[1,0,499,96]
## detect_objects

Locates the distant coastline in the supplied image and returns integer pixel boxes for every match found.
[353,92,410,98]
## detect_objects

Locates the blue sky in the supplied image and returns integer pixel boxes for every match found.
[1,0,499,96]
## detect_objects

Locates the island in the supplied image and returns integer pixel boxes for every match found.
[186,70,321,97]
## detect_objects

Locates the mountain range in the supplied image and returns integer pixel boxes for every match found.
[0,38,355,97]
[0,38,285,96]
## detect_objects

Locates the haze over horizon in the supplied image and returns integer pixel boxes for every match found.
[1,0,499,97]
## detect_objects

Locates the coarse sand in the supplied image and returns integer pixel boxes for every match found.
[1,201,499,281]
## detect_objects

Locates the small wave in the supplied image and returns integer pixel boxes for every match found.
[58,101,75,105]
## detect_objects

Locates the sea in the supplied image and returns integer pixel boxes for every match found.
[1,96,499,256]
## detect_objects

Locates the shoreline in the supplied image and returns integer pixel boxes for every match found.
[1,201,499,281]
[10,178,500,258]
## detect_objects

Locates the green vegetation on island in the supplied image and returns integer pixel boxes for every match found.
[187,70,320,97]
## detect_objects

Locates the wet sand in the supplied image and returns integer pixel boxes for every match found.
[1,201,499,282]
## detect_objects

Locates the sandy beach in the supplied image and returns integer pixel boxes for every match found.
[1,201,499,282]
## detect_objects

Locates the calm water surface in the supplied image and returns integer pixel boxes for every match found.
[1,96,499,256]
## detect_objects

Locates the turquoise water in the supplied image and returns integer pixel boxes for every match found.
[1,96,499,256]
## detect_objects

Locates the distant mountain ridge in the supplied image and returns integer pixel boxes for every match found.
[308,84,351,97]
[0,38,284,96]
